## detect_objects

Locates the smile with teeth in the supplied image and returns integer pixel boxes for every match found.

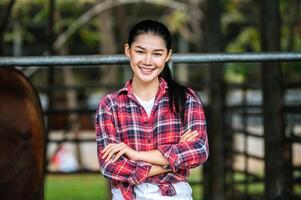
[139,66,156,74]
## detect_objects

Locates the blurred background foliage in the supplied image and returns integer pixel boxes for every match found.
[0,0,300,114]
[1,0,300,85]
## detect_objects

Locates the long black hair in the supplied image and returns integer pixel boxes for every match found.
[128,19,187,122]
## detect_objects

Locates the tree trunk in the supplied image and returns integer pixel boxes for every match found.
[13,21,22,56]
[0,0,16,55]
[176,37,189,84]
[97,9,118,86]
[287,0,300,51]
[45,0,56,174]
[63,66,83,169]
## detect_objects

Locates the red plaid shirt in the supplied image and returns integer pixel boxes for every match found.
[95,78,208,200]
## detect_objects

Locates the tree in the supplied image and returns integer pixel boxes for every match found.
[0,0,16,55]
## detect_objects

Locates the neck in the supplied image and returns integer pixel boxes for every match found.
[132,77,159,101]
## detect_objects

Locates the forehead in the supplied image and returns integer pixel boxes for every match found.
[131,34,167,50]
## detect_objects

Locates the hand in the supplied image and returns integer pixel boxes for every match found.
[101,142,140,163]
[179,129,199,143]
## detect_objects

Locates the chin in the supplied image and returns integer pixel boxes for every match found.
[140,78,156,83]
[136,73,157,82]
[139,76,157,83]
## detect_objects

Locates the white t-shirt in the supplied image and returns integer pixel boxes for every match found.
[112,182,193,200]
[134,94,155,118]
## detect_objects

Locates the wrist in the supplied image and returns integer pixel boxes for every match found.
[135,151,143,161]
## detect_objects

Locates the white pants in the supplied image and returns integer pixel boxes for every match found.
[112,182,193,200]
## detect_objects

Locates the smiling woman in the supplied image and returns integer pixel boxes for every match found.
[95,19,208,200]
[124,34,171,88]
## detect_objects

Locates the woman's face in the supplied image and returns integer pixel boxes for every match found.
[125,33,171,84]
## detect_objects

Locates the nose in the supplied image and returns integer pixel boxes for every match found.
[143,54,152,65]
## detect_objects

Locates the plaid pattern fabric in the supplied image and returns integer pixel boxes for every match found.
[95,78,208,200]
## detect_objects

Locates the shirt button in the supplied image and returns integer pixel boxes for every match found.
[147,138,151,143]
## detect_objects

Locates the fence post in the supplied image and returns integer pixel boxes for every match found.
[261,0,293,199]
[45,0,56,173]
[203,0,225,200]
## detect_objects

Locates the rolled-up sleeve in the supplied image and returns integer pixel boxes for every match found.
[158,91,208,172]
[95,99,151,185]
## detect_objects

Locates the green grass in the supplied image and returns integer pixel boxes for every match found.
[191,184,203,200]
[45,174,109,200]
[189,168,203,200]
[45,173,204,200]
[296,185,301,195]
[45,173,301,200]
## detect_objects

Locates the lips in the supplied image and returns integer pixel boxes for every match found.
[139,66,155,75]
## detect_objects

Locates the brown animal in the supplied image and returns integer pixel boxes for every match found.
[0,68,45,200]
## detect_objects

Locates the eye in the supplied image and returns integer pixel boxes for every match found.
[153,52,163,56]
[135,50,144,54]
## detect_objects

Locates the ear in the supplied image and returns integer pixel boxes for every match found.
[165,49,172,62]
[124,44,131,58]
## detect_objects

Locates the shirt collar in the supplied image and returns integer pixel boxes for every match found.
[117,77,168,97]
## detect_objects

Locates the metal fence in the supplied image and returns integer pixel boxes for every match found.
[1,52,301,66]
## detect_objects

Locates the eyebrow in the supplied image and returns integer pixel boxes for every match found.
[135,45,165,52]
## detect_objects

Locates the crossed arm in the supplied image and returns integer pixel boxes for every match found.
[96,93,208,184]
[101,129,199,177]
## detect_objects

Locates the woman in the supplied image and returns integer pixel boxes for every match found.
[95,19,208,200]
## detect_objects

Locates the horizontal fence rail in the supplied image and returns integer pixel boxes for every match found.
[1,52,301,67]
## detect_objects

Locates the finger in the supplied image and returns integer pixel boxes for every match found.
[103,143,123,160]
[180,129,191,141]
[105,144,125,162]
[180,131,198,142]
[184,131,199,141]
[180,129,194,139]
[102,143,115,154]
[102,144,118,159]
[102,142,125,158]
[113,148,127,163]
[181,129,192,137]
[105,143,126,161]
